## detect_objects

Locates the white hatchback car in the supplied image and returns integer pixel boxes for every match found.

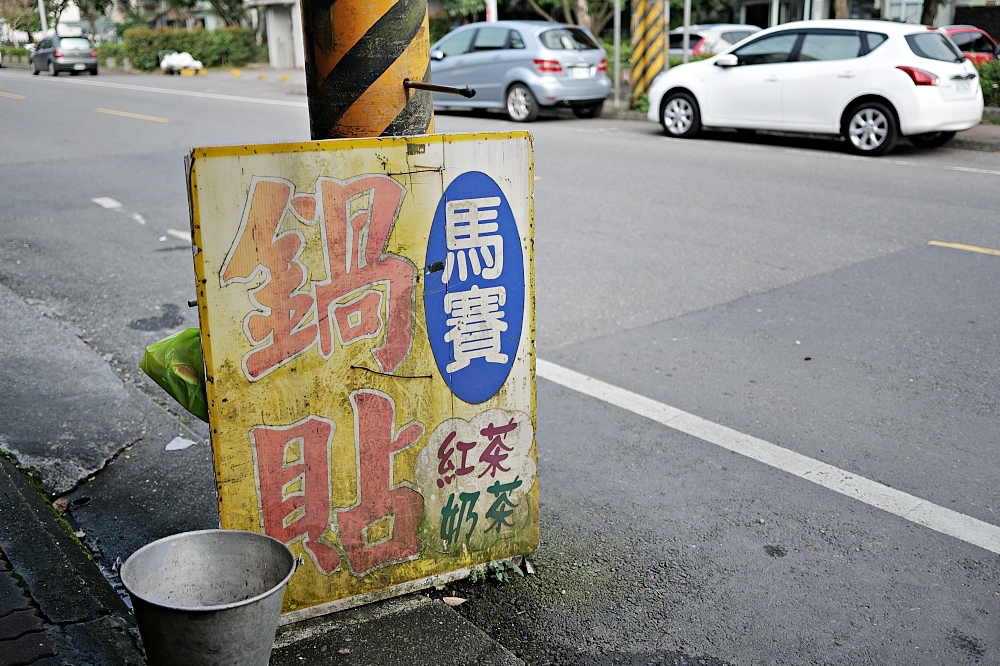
[646,20,984,155]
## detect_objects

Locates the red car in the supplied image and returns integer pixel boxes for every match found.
[943,25,997,65]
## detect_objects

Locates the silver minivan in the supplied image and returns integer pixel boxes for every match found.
[430,21,610,122]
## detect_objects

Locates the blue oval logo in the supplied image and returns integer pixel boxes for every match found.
[424,172,524,404]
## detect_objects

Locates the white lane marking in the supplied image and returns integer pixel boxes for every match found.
[166,229,192,243]
[131,213,146,225]
[537,358,1000,555]
[92,197,122,209]
[946,165,1000,177]
[0,72,308,108]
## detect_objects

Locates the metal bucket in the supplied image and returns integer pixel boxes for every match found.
[120,529,296,666]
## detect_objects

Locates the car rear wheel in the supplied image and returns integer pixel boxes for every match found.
[506,84,539,122]
[909,131,955,149]
[660,91,701,138]
[90,67,98,76]
[48,61,58,76]
[572,101,604,119]
[843,101,897,156]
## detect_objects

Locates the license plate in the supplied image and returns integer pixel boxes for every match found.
[956,79,972,93]
[570,66,593,79]
[74,63,85,70]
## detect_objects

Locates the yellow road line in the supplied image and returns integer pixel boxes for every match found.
[95,108,168,123]
[928,240,1000,257]
[0,91,26,100]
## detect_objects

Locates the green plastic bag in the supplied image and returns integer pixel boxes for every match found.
[140,327,209,422]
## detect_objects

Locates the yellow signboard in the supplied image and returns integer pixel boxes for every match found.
[187,132,536,619]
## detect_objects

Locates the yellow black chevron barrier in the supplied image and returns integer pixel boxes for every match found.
[300,0,435,139]
[630,0,666,102]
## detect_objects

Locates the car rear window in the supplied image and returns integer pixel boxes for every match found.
[669,33,703,48]
[905,32,964,63]
[510,30,525,49]
[540,28,599,50]
[60,38,92,50]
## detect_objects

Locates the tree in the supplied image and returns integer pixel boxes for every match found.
[833,0,848,19]
[519,0,614,37]
[445,0,485,23]
[920,0,941,25]
[206,0,246,26]
[0,0,40,40]
[75,0,113,40]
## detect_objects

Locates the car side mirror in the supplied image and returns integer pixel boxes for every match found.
[431,50,445,61]
[714,54,738,67]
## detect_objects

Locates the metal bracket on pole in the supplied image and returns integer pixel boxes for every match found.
[403,79,477,98]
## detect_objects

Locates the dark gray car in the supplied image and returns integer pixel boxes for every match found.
[31,36,98,76]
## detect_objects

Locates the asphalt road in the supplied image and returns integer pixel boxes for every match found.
[1,69,999,665]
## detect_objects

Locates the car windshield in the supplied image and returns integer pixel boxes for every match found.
[60,38,92,50]
[540,28,598,50]
[905,32,964,63]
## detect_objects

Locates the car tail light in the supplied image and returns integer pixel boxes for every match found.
[54,48,63,58]
[598,57,607,72]
[897,65,939,86]
[533,59,562,73]
[692,38,707,55]
[91,49,97,58]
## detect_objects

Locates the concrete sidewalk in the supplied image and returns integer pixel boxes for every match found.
[0,285,522,665]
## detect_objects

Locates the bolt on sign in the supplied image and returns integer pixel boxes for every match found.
[186,132,536,619]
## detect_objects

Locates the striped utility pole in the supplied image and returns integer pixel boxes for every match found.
[630,0,667,104]
[299,0,435,139]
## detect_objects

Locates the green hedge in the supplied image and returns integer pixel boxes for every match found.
[0,46,31,58]
[429,16,450,46]
[122,26,257,71]
[96,42,124,61]
[979,59,1000,108]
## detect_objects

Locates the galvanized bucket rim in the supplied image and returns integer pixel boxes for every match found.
[120,529,296,614]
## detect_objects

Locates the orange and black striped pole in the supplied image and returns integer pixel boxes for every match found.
[300,0,435,139]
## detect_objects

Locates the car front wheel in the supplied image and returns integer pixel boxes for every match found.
[843,101,897,156]
[909,131,955,149]
[660,91,701,138]
[30,60,39,75]
[506,84,539,122]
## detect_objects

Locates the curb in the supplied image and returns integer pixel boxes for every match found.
[0,456,145,666]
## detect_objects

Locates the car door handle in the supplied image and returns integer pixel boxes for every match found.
[838,71,857,78]
[763,76,780,82]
